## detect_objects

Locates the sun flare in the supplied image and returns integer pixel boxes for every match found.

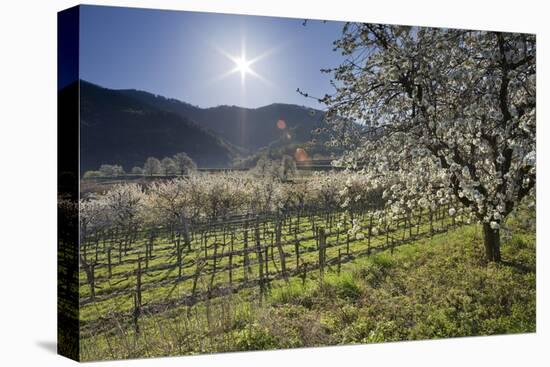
[212,39,274,88]
[234,56,252,78]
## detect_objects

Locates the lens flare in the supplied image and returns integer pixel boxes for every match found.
[294,148,309,162]
[276,119,286,129]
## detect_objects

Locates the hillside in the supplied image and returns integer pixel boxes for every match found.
[79,81,239,172]
[118,88,326,152]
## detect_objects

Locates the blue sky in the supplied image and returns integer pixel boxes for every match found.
[79,5,347,109]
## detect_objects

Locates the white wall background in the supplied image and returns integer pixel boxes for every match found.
[0,0,547,365]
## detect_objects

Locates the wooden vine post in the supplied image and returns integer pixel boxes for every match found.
[255,216,265,299]
[79,253,96,301]
[176,236,183,279]
[294,227,300,267]
[275,218,288,281]
[133,257,142,335]
[182,218,191,250]
[145,231,154,270]
[191,257,203,299]
[228,231,234,286]
[264,246,269,279]
[209,242,219,292]
[318,227,326,280]
[243,220,250,281]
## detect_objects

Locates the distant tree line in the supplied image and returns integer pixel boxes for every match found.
[83,152,197,178]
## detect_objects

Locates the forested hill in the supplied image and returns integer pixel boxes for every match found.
[118,88,326,152]
[79,81,239,172]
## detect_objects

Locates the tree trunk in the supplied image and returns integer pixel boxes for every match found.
[482,223,501,262]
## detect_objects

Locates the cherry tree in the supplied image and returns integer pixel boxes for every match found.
[173,152,197,176]
[102,184,145,231]
[99,164,125,177]
[143,157,162,176]
[321,24,535,261]
[161,157,178,176]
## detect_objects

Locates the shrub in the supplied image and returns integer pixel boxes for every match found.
[234,323,279,351]
[270,280,315,308]
[323,273,362,301]
[83,170,103,178]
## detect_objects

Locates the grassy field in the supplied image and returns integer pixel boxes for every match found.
[80,209,535,361]
[78,209,449,325]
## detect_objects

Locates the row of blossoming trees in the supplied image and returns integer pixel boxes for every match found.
[313,25,536,262]
[80,172,386,238]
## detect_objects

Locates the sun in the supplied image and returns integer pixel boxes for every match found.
[234,56,252,79]
[211,39,274,88]
[230,51,256,85]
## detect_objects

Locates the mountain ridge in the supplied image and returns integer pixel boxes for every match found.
[115,84,326,152]
[79,80,239,172]
[77,80,328,172]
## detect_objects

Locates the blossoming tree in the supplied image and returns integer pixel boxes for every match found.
[321,24,535,261]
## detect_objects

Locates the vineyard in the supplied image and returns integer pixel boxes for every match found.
[74,172,481,360]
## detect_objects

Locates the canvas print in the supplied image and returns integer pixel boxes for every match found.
[57,5,536,362]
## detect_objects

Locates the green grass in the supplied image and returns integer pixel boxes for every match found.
[80,210,536,361]
[78,209,434,325]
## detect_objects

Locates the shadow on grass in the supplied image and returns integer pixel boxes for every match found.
[501,260,535,274]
